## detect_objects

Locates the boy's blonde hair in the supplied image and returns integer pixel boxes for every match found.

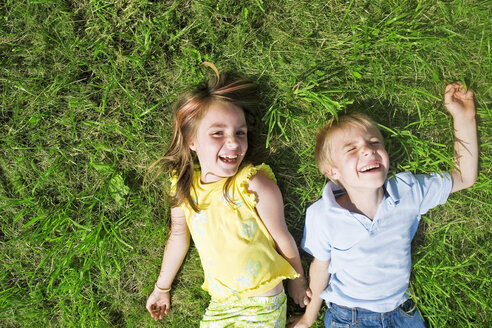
[315,113,384,180]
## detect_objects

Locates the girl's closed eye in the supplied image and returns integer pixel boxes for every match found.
[211,131,224,137]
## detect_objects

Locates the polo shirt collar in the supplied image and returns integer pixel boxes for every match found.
[321,177,402,231]
[321,181,344,210]
[383,174,403,206]
[322,179,400,207]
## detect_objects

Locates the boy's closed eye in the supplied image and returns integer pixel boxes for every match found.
[343,145,356,152]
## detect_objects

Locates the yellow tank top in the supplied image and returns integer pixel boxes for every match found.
[178,163,299,301]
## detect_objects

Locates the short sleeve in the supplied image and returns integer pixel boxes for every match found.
[302,202,332,261]
[415,172,452,215]
[239,163,277,208]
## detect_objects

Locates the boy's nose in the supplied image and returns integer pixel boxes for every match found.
[361,144,375,156]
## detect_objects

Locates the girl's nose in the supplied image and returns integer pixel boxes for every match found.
[226,135,240,147]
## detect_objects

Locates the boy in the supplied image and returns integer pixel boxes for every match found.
[288,83,478,328]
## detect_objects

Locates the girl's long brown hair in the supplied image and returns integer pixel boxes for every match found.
[146,63,257,212]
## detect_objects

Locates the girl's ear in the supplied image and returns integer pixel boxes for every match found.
[188,139,196,151]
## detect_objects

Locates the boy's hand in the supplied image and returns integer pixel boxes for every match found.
[287,314,312,328]
[146,288,171,321]
[288,277,312,308]
[444,82,475,118]
[443,82,478,193]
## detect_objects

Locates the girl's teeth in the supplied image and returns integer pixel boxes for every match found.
[220,155,238,163]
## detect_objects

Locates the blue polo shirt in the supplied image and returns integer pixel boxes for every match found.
[302,172,452,312]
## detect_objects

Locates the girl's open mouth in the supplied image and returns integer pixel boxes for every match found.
[219,155,239,164]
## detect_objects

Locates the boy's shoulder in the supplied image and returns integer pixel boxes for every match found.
[386,171,417,189]
[304,182,370,249]
[388,171,417,183]
[306,181,340,215]
[386,171,451,193]
[386,171,452,211]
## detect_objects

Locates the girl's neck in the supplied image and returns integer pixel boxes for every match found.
[337,187,385,220]
[200,171,227,184]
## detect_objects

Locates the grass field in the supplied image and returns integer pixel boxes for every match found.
[1,0,490,327]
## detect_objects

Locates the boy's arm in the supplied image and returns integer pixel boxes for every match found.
[287,258,331,328]
[249,172,309,307]
[444,82,478,193]
[146,207,190,320]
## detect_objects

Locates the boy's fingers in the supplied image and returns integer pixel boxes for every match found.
[444,85,456,104]
[444,83,455,93]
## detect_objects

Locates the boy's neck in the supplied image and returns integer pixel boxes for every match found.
[337,186,385,220]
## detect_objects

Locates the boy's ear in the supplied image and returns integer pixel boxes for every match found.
[325,166,338,179]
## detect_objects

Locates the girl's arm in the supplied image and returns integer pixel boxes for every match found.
[249,172,309,307]
[444,82,478,193]
[287,258,330,328]
[146,207,190,321]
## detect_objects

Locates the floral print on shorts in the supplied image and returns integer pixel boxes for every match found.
[200,291,287,328]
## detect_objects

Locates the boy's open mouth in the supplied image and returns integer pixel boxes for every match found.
[359,163,381,173]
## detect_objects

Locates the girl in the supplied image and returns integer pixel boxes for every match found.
[145,63,309,327]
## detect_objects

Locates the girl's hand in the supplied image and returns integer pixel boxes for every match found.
[444,82,475,119]
[288,277,311,308]
[146,288,171,321]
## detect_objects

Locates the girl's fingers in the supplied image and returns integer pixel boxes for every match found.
[149,304,162,320]
[152,304,169,320]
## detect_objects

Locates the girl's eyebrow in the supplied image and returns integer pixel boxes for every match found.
[207,123,247,129]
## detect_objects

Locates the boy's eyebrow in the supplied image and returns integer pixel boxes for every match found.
[341,141,356,149]
[340,134,381,149]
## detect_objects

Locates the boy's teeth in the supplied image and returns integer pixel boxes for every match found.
[361,164,380,172]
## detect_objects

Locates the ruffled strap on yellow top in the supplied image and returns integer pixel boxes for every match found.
[238,163,276,208]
